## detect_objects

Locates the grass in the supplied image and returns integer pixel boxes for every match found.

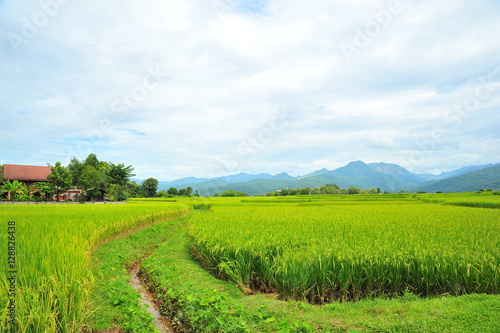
[1,194,499,332]
[0,201,188,332]
[88,214,188,332]
[138,209,500,332]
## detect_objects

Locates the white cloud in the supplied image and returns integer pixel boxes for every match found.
[1,0,499,179]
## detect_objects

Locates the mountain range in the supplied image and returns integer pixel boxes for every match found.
[149,161,500,196]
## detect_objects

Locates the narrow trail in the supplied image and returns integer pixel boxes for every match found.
[91,211,189,333]
[129,262,172,333]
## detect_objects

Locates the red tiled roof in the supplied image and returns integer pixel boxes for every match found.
[3,164,52,182]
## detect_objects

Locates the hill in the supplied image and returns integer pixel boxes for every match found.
[152,161,497,196]
[412,164,500,193]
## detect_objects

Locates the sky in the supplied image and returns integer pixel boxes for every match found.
[0,0,499,181]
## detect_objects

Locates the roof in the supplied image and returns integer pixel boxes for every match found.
[3,164,52,182]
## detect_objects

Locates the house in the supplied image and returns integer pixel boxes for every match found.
[3,164,52,186]
[2,164,83,201]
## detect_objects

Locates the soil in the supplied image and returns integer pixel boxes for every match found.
[129,262,174,332]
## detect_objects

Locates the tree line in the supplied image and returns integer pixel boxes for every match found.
[267,184,384,196]
[0,154,162,201]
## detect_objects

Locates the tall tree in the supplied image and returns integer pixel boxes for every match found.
[67,157,83,186]
[83,153,100,169]
[78,165,105,201]
[141,178,158,197]
[48,162,72,201]
[107,163,135,186]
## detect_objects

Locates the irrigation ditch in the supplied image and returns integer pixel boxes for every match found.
[129,258,173,333]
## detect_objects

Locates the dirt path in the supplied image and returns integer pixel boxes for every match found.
[129,262,173,332]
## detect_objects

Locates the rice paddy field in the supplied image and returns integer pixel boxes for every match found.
[0,202,189,332]
[1,192,499,332]
[188,193,500,303]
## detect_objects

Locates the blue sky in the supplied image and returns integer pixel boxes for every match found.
[1,0,499,180]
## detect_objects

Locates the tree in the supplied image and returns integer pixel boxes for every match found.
[1,180,23,201]
[319,184,341,195]
[107,163,135,186]
[79,165,105,201]
[142,178,158,197]
[345,187,361,194]
[48,162,72,201]
[67,157,83,186]
[178,187,193,197]
[167,187,179,196]
[299,187,311,195]
[105,163,135,201]
[83,153,100,169]
[220,189,248,197]
[35,182,53,201]
[156,190,170,198]
[127,181,144,198]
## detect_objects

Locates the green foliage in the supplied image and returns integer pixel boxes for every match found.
[192,203,212,210]
[48,161,72,200]
[142,178,159,198]
[268,184,368,196]
[90,211,187,332]
[168,187,179,196]
[64,154,137,201]
[179,186,193,197]
[67,157,83,185]
[127,181,145,198]
[107,163,135,186]
[84,153,100,169]
[34,181,53,201]
[78,164,105,200]
[345,186,361,194]
[220,190,249,197]
[140,213,315,333]
[0,179,23,201]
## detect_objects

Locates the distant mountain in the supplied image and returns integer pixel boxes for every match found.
[368,162,434,182]
[432,164,494,180]
[150,161,499,196]
[412,164,500,193]
[327,161,416,191]
[168,176,212,185]
[271,172,296,181]
[300,168,330,178]
[217,172,273,183]
[158,172,273,191]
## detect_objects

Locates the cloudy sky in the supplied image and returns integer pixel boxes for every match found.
[1,0,499,180]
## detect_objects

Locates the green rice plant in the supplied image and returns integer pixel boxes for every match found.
[0,201,188,332]
[188,198,500,304]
